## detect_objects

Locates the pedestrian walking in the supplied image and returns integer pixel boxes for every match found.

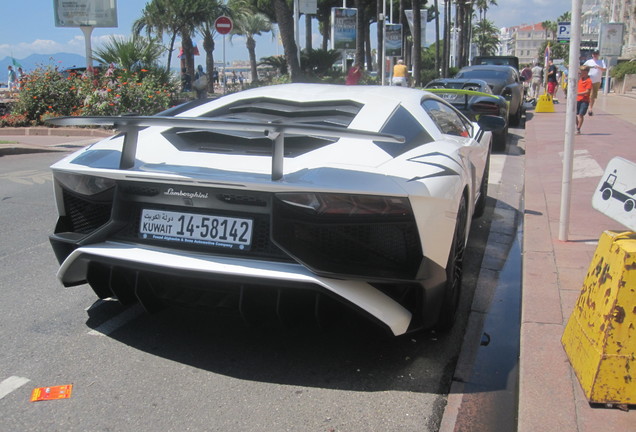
[583,50,606,116]
[546,60,558,97]
[530,63,543,99]
[346,64,362,85]
[193,65,207,99]
[521,64,532,99]
[576,65,593,134]
[7,66,18,94]
[392,59,409,86]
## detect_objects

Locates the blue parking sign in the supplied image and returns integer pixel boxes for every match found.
[557,22,570,42]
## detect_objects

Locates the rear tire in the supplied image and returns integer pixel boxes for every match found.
[492,127,508,152]
[435,197,467,331]
[509,103,522,126]
[474,157,489,218]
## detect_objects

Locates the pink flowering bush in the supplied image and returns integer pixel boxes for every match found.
[8,65,178,125]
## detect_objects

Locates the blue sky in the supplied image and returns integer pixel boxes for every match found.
[1,0,573,68]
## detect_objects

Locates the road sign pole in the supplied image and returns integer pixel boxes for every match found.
[214,16,233,94]
[559,0,583,241]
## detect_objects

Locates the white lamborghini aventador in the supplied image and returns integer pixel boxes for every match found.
[47,83,504,336]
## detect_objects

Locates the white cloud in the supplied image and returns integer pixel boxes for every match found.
[0,34,132,60]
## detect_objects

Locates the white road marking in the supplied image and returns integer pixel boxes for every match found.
[559,149,604,179]
[0,376,30,400]
[488,154,505,185]
[87,304,144,336]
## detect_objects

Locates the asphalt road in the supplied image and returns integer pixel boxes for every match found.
[0,150,501,432]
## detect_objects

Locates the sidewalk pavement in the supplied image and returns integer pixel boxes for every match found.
[0,126,111,156]
[520,91,636,432]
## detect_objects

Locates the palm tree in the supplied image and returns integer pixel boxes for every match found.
[433,0,440,77]
[259,55,288,76]
[133,0,211,86]
[271,0,302,81]
[198,1,231,93]
[541,20,557,39]
[229,0,273,84]
[472,19,500,56]
[475,0,498,22]
[133,0,175,72]
[93,34,165,71]
[411,0,422,86]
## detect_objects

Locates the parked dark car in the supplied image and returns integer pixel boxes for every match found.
[455,65,524,127]
[472,56,520,71]
[424,79,509,151]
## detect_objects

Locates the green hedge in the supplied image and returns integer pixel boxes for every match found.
[610,60,636,80]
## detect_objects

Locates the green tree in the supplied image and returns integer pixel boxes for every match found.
[133,0,212,85]
[229,0,274,84]
[133,0,178,72]
[475,0,498,22]
[197,1,231,93]
[411,0,423,86]
[472,19,500,56]
[301,48,341,77]
[259,55,288,76]
[93,35,165,71]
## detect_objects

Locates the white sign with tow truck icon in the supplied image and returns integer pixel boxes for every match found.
[593,157,636,231]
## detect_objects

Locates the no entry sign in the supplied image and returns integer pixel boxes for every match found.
[215,16,233,35]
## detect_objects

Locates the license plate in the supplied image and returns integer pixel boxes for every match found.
[441,93,458,101]
[139,209,253,250]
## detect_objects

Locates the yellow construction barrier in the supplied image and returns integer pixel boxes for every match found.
[535,93,555,113]
[562,230,636,405]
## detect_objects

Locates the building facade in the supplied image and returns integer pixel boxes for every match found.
[581,0,636,59]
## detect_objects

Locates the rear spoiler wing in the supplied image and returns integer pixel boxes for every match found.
[47,115,405,181]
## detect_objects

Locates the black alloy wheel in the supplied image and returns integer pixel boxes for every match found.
[435,197,467,331]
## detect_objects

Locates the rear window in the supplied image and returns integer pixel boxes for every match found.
[375,106,434,157]
[161,97,363,157]
[456,70,509,80]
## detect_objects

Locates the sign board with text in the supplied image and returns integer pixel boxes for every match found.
[331,8,357,50]
[599,23,625,57]
[557,22,570,43]
[385,24,403,57]
[54,0,117,27]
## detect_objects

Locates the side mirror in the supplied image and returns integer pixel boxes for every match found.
[478,115,506,132]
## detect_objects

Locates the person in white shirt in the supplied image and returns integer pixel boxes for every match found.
[583,50,607,116]
[530,64,543,99]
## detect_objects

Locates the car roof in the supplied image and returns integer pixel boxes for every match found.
[180,83,446,136]
[426,78,490,86]
[460,65,516,71]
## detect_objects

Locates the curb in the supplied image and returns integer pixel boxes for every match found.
[0,126,112,137]
[0,127,111,156]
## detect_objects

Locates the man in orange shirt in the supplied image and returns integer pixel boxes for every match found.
[576,65,592,134]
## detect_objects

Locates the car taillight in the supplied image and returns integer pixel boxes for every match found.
[55,172,116,196]
[275,192,411,216]
[472,102,501,116]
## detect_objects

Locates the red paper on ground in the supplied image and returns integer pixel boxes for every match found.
[30,384,73,402]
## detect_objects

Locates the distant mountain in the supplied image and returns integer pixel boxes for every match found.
[1,53,87,74]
